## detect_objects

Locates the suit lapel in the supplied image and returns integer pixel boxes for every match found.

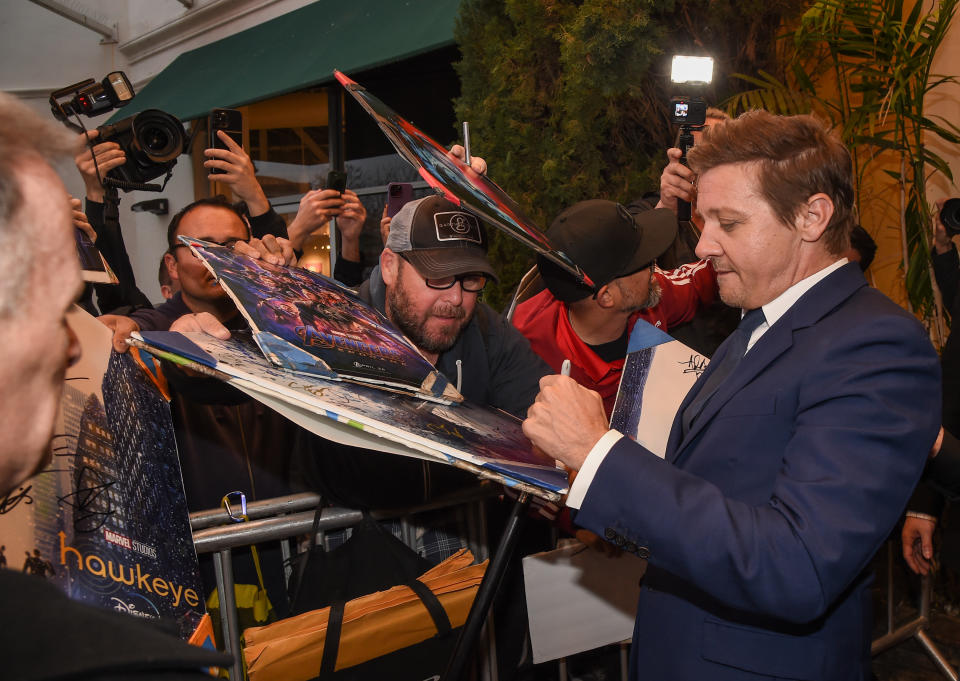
[666,263,867,464]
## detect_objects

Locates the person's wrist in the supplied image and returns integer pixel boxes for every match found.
[244,193,271,217]
[341,242,361,261]
[906,510,938,523]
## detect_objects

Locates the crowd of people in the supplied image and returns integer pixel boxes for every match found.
[0,82,954,681]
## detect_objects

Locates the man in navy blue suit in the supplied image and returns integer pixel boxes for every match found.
[523,110,940,680]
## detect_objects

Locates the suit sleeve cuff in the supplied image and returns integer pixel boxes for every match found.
[566,430,623,509]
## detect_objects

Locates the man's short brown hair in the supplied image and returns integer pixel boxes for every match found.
[687,110,854,255]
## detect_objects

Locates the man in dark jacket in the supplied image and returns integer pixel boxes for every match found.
[165,194,552,677]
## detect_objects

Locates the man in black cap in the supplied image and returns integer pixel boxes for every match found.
[513,200,717,416]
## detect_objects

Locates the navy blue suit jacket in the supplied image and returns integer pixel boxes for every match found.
[575,263,940,680]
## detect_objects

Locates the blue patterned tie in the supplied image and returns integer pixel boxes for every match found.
[682,307,766,434]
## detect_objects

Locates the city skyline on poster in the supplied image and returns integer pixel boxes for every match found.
[609,319,710,458]
[0,309,205,641]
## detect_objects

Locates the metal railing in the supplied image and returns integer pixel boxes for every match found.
[190,486,498,680]
[871,538,958,680]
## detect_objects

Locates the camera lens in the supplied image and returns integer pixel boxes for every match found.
[131,109,185,163]
[142,128,170,153]
[941,199,960,236]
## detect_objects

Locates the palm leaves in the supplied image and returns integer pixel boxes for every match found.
[728,0,960,338]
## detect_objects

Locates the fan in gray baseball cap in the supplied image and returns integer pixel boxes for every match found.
[385,195,498,283]
[377,194,514,365]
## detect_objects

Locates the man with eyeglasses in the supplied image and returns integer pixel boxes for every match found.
[296,194,552,513]
[513,199,717,417]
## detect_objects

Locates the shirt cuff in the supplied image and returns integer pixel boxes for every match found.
[566,430,623,509]
[905,510,938,523]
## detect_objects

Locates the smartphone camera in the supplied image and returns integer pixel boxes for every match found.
[326,169,347,194]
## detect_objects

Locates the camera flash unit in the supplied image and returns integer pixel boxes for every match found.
[671,56,714,86]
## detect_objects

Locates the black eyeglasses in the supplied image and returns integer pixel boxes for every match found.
[170,237,245,254]
[399,253,488,293]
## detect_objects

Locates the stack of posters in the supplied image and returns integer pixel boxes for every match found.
[130,328,569,502]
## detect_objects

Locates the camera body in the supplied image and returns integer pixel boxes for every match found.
[50,71,187,192]
[670,96,708,222]
[95,109,187,188]
[942,199,960,236]
[670,96,707,127]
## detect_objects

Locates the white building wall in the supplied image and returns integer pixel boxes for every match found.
[0,0,315,303]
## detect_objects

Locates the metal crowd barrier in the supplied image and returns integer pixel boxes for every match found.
[871,538,958,680]
[190,486,499,681]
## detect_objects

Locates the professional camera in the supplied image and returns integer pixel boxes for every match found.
[50,71,187,192]
[669,55,714,222]
[941,199,960,236]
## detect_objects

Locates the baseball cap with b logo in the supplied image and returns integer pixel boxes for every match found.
[385,195,498,282]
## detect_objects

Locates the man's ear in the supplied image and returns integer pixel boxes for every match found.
[164,251,180,283]
[799,193,834,243]
[594,283,616,309]
[380,248,399,286]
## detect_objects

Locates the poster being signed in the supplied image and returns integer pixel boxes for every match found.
[609,318,709,458]
[0,308,205,640]
[129,329,569,501]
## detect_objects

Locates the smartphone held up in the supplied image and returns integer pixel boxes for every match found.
[209,108,243,174]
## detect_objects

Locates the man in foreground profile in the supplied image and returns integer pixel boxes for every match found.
[0,91,229,680]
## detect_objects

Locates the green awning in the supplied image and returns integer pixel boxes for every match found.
[109,0,460,122]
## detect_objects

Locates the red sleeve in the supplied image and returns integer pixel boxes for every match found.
[653,259,718,328]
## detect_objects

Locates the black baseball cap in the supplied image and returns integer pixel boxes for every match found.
[538,200,678,302]
[385,195,498,282]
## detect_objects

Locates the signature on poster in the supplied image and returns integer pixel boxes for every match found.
[0,485,33,514]
[59,465,116,532]
[679,354,707,376]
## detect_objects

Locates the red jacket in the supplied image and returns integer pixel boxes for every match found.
[513,260,717,416]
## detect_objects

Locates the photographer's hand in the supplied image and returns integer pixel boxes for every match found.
[656,147,697,214]
[75,130,126,203]
[71,197,96,244]
[204,130,271,218]
[286,189,345,251]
